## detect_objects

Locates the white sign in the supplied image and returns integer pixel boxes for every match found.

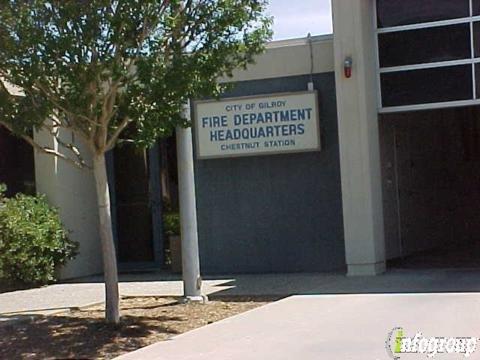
[194,91,320,159]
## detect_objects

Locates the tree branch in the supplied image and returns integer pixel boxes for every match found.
[55,135,89,169]
[105,116,131,151]
[0,120,91,170]
[34,80,99,127]
[98,2,169,152]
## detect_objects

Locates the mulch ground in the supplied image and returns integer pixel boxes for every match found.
[0,296,277,360]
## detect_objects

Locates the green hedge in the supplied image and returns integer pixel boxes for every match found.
[0,184,78,285]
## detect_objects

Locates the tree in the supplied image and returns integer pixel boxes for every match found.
[0,0,271,324]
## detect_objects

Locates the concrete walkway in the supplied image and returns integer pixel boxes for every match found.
[2,268,480,320]
[0,278,231,322]
[117,293,480,359]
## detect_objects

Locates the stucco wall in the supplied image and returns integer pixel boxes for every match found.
[221,35,334,82]
[194,72,345,274]
[332,0,386,275]
[34,129,103,279]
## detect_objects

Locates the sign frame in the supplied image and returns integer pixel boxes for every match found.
[193,90,321,160]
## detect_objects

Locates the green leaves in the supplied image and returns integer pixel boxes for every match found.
[163,211,180,236]
[0,0,272,154]
[0,185,78,284]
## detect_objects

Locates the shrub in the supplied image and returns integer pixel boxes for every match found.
[163,211,180,236]
[0,185,78,284]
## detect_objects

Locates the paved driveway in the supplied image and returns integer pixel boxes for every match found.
[116,293,480,359]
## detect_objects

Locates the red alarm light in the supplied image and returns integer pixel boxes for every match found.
[344,57,353,78]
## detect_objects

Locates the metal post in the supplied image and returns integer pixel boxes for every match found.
[176,101,206,302]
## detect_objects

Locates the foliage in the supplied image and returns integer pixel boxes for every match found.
[0,184,78,284]
[164,211,180,236]
[0,0,272,164]
[0,0,271,322]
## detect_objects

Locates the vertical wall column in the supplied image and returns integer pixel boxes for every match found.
[332,0,386,275]
[34,127,103,279]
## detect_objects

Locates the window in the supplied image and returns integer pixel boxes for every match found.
[381,66,473,107]
[475,63,480,97]
[474,0,480,16]
[378,24,471,68]
[474,22,480,57]
[376,0,480,111]
[377,0,469,28]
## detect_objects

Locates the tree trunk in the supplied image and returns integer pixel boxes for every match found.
[92,152,120,324]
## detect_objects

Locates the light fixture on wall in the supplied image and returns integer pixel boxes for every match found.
[344,56,353,78]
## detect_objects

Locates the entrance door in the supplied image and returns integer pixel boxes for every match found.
[113,144,154,263]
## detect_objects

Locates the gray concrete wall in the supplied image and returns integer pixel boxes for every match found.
[194,73,345,274]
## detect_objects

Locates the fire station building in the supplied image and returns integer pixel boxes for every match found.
[2,1,479,279]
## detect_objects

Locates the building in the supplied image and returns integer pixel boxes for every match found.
[1,1,479,278]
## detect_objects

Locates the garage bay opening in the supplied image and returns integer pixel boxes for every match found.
[380,106,480,269]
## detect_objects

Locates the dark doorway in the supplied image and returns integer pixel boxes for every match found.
[0,127,35,196]
[380,106,480,269]
[113,144,155,263]
[110,135,179,270]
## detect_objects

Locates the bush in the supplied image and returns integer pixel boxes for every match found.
[0,184,78,285]
[163,211,180,236]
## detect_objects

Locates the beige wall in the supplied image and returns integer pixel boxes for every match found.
[34,128,103,279]
[333,0,386,275]
[221,34,334,83]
